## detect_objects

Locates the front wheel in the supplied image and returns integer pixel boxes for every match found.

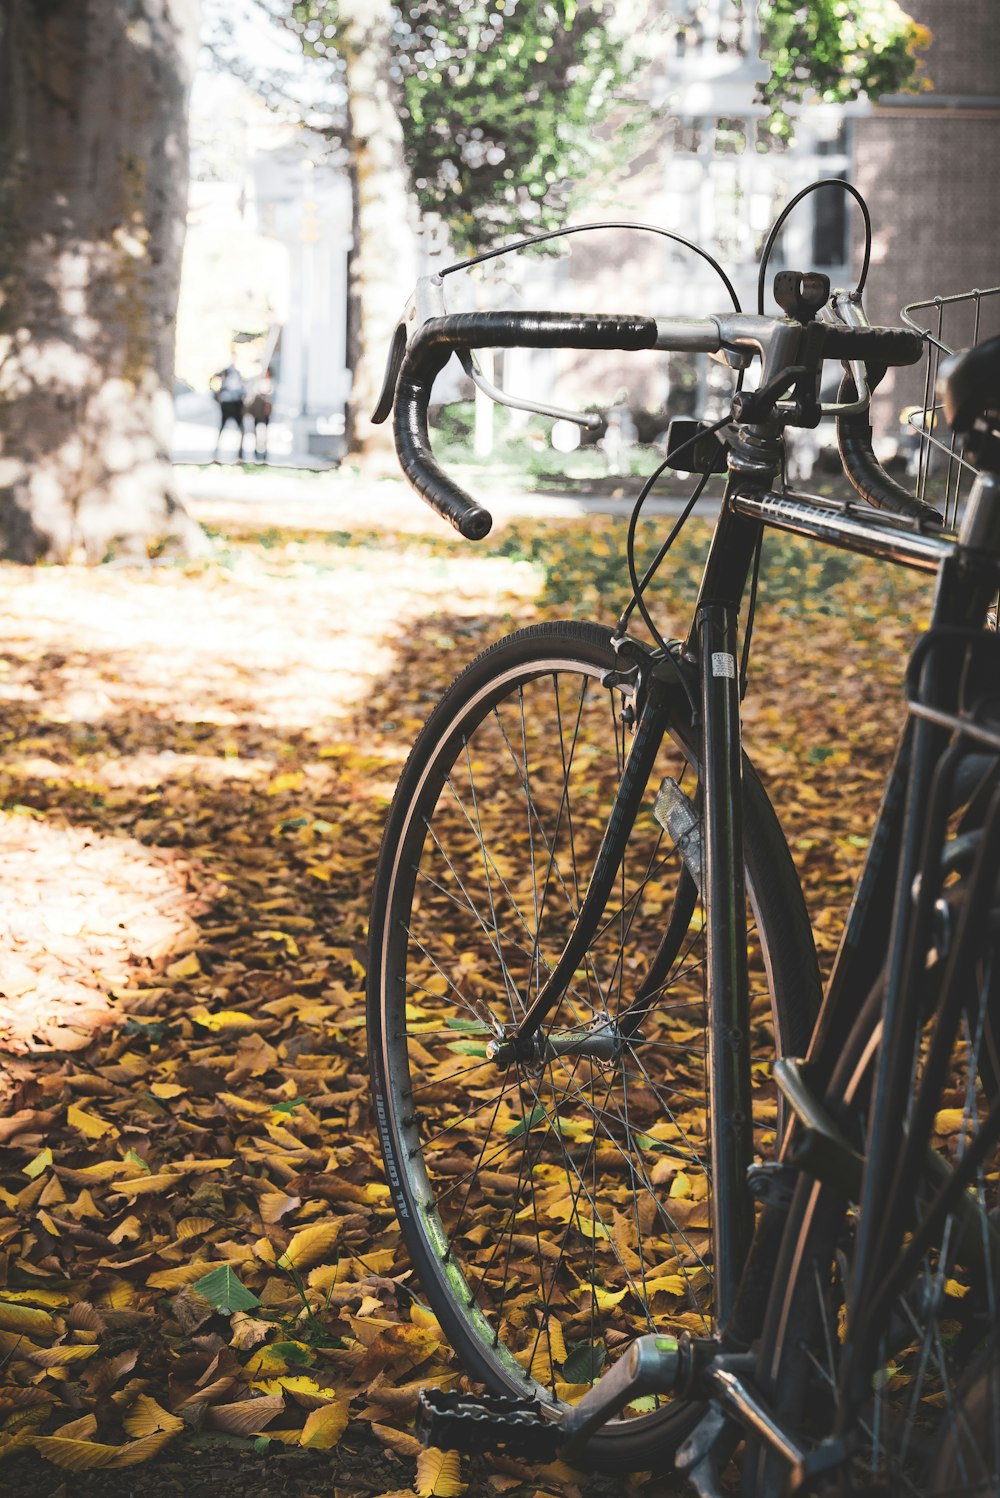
[367,621,819,1470]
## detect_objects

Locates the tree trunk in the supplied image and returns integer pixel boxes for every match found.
[0,0,204,563]
[339,0,417,464]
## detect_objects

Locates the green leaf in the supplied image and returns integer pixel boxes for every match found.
[192,1265,260,1315]
[445,1017,486,1031]
[506,1104,547,1138]
[562,1339,606,1384]
[270,1340,315,1366]
[270,1097,308,1115]
[446,1040,489,1057]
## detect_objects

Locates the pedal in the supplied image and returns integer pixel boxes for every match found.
[415,1388,561,1461]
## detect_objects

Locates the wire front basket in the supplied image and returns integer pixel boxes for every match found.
[901,286,1000,528]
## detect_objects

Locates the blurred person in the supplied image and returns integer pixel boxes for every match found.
[210,361,246,461]
[246,368,275,462]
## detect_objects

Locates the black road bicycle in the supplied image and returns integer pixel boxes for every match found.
[365,181,1000,1494]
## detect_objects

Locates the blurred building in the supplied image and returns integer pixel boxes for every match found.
[486,0,999,439]
[176,72,352,462]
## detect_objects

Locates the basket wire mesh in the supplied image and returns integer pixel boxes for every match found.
[900,286,1000,528]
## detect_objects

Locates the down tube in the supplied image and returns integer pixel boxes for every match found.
[697,600,755,1328]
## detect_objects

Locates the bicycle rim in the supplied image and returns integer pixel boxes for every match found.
[368,621,818,1468]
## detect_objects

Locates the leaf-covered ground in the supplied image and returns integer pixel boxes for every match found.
[0,501,933,1497]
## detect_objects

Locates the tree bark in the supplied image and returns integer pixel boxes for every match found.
[0,0,204,562]
[338,0,417,464]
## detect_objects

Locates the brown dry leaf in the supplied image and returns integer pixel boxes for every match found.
[205,1395,284,1437]
[0,1107,60,1144]
[371,1422,424,1459]
[122,1394,184,1438]
[228,1312,273,1351]
[68,1302,107,1333]
[28,1344,99,1367]
[299,1394,350,1450]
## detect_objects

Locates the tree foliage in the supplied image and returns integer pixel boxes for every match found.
[285,0,642,253]
[758,0,931,140]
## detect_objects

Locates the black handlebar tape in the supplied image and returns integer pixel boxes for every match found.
[821,325,925,366]
[394,312,658,539]
[835,370,942,523]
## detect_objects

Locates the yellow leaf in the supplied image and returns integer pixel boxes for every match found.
[933,1108,968,1135]
[108,1173,183,1199]
[415,1446,465,1497]
[0,1301,56,1337]
[107,1215,142,1245]
[66,1104,117,1140]
[176,1216,215,1240]
[547,1317,567,1365]
[57,1160,143,1185]
[97,1279,136,1309]
[166,952,201,979]
[122,1395,184,1438]
[409,1304,442,1335]
[149,1084,185,1099]
[146,1262,216,1290]
[254,930,301,957]
[190,1007,258,1032]
[52,1414,98,1440]
[112,1430,177,1467]
[250,1374,332,1407]
[23,1148,53,1179]
[32,1436,118,1471]
[245,1346,294,1376]
[572,1285,628,1312]
[267,772,304,795]
[277,1221,342,1272]
[644,1274,687,1297]
[299,1395,349,1450]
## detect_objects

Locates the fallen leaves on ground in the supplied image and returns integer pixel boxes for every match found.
[0,508,932,1495]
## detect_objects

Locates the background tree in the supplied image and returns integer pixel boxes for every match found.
[758,0,930,141]
[0,0,204,563]
[276,0,640,454]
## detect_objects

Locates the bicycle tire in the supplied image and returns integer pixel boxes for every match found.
[367,620,819,1470]
[748,930,1000,1494]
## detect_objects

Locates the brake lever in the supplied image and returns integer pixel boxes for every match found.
[457,352,602,431]
[818,288,872,415]
[371,275,449,423]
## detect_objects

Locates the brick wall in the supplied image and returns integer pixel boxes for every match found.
[853,0,1000,431]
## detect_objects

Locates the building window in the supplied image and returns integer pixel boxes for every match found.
[668,119,703,154]
[714,117,747,155]
[812,185,848,267]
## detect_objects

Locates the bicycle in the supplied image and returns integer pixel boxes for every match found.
[365,180,1000,1491]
